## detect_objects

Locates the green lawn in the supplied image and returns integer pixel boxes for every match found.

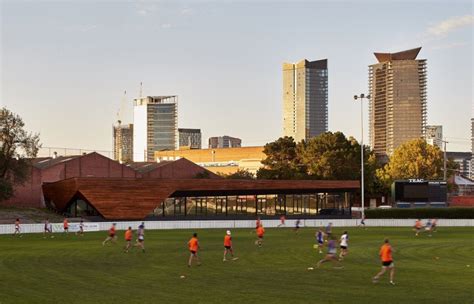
[0,227,473,303]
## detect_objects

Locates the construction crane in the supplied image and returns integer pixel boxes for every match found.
[116,90,127,125]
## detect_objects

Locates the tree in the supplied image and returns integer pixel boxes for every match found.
[298,132,380,194]
[222,169,255,180]
[376,139,451,190]
[256,136,306,179]
[0,108,41,201]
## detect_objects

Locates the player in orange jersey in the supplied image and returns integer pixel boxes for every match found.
[123,226,133,253]
[255,224,265,247]
[223,230,238,261]
[188,233,201,267]
[63,218,69,234]
[102,223,117,246]
[414,219,423,236]
[372,238,395,285]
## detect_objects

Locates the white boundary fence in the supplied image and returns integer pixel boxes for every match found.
[0,219,473,235]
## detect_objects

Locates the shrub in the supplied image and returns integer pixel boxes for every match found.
[365,208,474,219]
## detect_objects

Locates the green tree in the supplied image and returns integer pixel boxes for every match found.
[298,131,380,194]
[376,139,452,190]
[256,136,306,179]
[222,169,255,179]
[0,108,41,201]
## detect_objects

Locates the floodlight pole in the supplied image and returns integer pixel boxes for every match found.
[353,93,370,219]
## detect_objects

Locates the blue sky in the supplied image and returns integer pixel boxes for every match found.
[1,0,472,154]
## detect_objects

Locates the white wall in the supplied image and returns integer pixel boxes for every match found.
[1,219,472,235]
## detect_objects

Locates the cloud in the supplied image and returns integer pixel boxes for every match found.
[431,41,469,50]
[135,2,158,16]
[428,15,474,37]
[161,23,172,29]
[180,7,193,15]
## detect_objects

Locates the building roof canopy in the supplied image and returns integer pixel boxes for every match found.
[374,47,422,62]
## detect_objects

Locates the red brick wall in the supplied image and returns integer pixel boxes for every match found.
[449,196,474,207]
[143,159,220,179]
[3,153,137,208]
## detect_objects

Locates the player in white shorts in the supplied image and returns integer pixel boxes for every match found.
[339,231,349,260]
[134,222,145,253]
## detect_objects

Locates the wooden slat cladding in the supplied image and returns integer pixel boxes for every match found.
[43,178,359,220]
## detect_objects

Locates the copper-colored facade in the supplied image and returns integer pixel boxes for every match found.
[43,178,359,220]
[369,47,427,157]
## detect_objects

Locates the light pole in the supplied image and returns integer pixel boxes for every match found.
[442,139,449,181]
[353,93,370,219]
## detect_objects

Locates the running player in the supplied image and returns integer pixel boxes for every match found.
[431,218,438,233]
[63,218,69,234]
[223,230,238,261]
[315,227,324,254]
[316,236,343,269]
[255,224,265,247]
[13,218,21,237]
[76,219,84,236]
[43,218,53,238]
[414,219,423,236]
[124,226,133,253]
[358,214,366,228]
[277,215,286,227]
[339,231,349,260]
[294,219,301,234]
[256,217,261,230]
[425,219,433,237]
[372,238,395,285]
[134,222,145,253]
[325,222,333,241]
[102,223,117,246]
[188,233,201,267]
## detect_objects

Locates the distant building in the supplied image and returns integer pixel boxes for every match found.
[447,152,471,177]
[113,122,133,163]
[155,146,265,174]
[208,136,242,149]
[425,125,443,149]
[282,59,328,142]
[178,128,202,149]
[133,96,178,161]
[369,47,427,158]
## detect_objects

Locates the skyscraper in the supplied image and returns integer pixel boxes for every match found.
[113,122,133,163]
[282,59,328,142]
[425,125,443,149]
[133,96,178,161]
[178,128,202,149]
[369,47,427,157]
[208,136,242,149]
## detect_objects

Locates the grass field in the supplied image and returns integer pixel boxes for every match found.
[0,226,473,303]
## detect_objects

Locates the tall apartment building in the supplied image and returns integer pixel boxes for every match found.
[113,122,133,163]
[133,96,178,161]
[208,136,242,149]
[369,47,427,157]
[282,59,328,142]
[425,125,443,149]
[178,128,202,149]
[446,152,472,177]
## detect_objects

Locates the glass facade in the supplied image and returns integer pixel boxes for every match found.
[148,192,352,218]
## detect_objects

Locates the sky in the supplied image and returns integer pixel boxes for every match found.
[1,0,473,156]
